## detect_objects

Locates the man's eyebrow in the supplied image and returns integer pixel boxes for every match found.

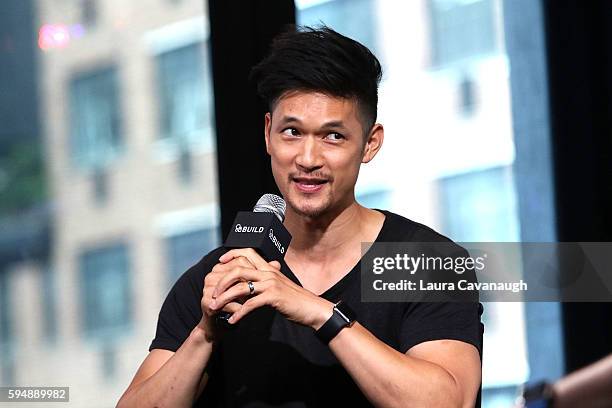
[278,116,302,125]
[319,120,348,130]
[276,116,349,131]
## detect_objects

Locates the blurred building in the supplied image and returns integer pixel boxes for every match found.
[1,0,219,406]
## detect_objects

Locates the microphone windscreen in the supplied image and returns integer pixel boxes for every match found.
[253,193,286,222]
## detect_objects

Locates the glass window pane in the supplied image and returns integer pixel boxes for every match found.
[428,0,497,66]
[357,189,392,209]
[167,227,220,284]
[438,166,519,242]
[70,67,122,169]
[79,244,131,338]
[156,41,214,149]
[298,0,377,52]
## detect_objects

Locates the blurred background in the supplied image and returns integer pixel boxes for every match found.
[0,0,610,407]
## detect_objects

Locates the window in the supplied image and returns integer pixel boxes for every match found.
[167,227,219,284]
[156,42,214,150]
[428,0,497,66]
[357,189,391,210]
[437,166,519,242]
[79,243,131,339]
[297,0,378,55]
[69,67,123,169]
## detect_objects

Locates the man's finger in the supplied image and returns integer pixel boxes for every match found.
[220,301,242,314]
[219,248,269,270]
[230,255,255,269]
[211,280,262,310]
[228,293,271,324]
[209,256,254,278]
[212,266,269,298]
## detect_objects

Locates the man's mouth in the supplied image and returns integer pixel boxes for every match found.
[292,177,329,193]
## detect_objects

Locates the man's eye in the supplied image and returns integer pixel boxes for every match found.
[326,132,345,141]
[282,128,300,137]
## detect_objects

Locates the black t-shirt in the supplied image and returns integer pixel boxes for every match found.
[150,210,484,407]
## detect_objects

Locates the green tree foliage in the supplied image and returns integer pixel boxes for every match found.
[0,139,47,215]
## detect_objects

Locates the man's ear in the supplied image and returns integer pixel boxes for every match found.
[264,112,272,155]
[362,123,384,163]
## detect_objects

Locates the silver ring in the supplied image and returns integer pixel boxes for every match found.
[247,280,255,296]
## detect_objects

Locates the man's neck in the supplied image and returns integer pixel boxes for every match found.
[284,201,371,261]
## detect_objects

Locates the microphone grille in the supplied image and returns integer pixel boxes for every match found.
[253,194,286,222]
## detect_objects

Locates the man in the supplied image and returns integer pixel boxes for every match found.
[118,26,482,408]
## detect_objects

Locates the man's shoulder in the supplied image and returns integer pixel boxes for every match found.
[380,209,454,244]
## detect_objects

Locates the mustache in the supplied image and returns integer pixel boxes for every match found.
[288,172,333,182]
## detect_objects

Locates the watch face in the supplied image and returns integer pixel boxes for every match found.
[335,301,356,323]
[523,381,553,408]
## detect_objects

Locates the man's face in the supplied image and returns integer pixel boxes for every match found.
[264,91,382,219]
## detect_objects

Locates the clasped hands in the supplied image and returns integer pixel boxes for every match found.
[198,248,333,342]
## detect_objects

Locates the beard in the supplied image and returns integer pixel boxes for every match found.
[285,188,335,219]
[280,168,336,218]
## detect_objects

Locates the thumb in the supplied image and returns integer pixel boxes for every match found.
[269,260,281,270]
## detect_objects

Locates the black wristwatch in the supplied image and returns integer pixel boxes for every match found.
[519,380,555,408]
[315,300,356,344]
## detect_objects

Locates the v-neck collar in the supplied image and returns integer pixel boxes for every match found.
[280,209,391,301]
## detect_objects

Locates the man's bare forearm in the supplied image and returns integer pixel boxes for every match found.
[328,323,476,408]
[117,326,213,408]
[553,354,612,408]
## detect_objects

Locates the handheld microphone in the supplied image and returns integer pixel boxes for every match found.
[216,194,292,326]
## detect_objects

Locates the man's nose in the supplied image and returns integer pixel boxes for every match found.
[295,136,323,171]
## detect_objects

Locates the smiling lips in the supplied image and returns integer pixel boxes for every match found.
[292,177,329,193]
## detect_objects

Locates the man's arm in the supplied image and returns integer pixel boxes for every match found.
[329,323,481,408]
[116,326,213,408]
[552,353,612,408]
[117,254,253,408]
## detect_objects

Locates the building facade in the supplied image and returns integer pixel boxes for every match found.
[2,0,219,406]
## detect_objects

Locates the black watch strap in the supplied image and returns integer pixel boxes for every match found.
[315,301,356,344]
[521,380,555,408]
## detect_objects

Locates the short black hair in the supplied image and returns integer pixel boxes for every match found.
[250,25,383,134]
